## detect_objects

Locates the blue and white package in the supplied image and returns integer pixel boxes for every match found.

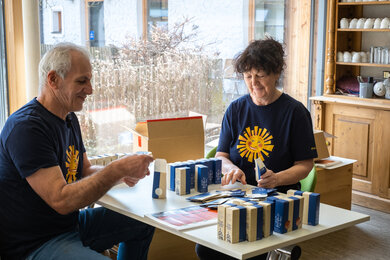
[288,190,320,226]
[273,199,289,234]
[175,167,191,195]
[226,205,247,243]
[167,162,181,191]
[289,196,303,230]
[255,157,267,182]
[152,158,167,199]
[195,164,208,193]
[196,159,213,184]
[305,192,320,226]
[185,160,196,188]
[210,158,222,184]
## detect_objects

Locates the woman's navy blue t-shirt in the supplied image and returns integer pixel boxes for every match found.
[218,93,317,192]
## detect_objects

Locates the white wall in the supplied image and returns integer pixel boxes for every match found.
[41,0,83,45]
[104,0,140,46]
[169,0,247,59]
[41,0,248,58]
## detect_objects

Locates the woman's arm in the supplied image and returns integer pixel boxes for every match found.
[217,151,247,185]
[258,158,313,188]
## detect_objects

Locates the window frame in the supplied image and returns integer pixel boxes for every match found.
[50,6,63,36]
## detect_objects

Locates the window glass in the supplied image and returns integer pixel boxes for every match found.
[0,0,8,131]
[38,0,286,156]
[254,0,285,42]
[148,0,168,36]
[52,10,62,33]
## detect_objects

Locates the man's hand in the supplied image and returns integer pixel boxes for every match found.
[122,176,140,187]
[114,154,154,187]
[221,168,247,185]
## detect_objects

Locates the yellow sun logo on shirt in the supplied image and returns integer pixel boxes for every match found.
[65,145,79,183]
[237,126,274,162]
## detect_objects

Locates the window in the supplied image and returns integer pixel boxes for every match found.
[0,0,8,130]
[51,7,63,34]
[253,0,285,42]
[39,0,288,156]
[87,0,105,47]
[147,0,168,37]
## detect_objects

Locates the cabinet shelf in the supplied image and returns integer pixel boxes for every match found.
[338,1,390,6]
[338,29,390,32]
[336,62,390,68]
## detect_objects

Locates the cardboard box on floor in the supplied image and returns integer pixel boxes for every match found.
[131,116,204,163]
[312,130,356,210]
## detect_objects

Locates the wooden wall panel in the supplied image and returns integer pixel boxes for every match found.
[284,0,311,106]
[4,0,26,114]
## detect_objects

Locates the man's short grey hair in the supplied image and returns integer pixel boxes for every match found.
[38,42,90,92]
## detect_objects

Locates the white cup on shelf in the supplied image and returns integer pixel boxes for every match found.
[380,18,390,29]
[357,18,366,29]
[360,52,368,63]
[349,18,358,29]
[344,51,352,63]
[340,18,349,29]
[337,51,344,62]
[374,18,382,29]
[364,18,374,29]
[352,52,361,63]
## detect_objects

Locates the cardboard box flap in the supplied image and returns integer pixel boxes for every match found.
[133,122,148,139]
[132,116,204,162]
[313,130,330,160]
[146,116,204,139]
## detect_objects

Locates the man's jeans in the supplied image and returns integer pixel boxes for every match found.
[26,207,155,260]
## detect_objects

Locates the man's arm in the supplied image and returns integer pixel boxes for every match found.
[26,154,153,215]
[82,153,103,177]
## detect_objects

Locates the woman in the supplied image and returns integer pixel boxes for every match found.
[196,37,317,260]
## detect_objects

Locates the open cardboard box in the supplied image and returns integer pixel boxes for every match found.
[313,130,343,168]
[130,116,204,163]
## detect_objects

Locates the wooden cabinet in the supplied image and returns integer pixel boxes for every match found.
[324,0,390,94]
[313,1,390,213]
[311,96,390,213]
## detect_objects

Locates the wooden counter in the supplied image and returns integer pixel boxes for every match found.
[310,95,390,213]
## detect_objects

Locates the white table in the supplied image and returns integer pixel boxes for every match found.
[97,176,370,260]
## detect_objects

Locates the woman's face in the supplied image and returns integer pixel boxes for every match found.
[243,68,280,105]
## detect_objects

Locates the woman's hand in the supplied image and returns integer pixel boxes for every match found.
[221,168,247,185]
[257,169,278,188]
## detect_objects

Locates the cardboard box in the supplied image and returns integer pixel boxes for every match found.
[313,130,330,160]
[131,116,204,163]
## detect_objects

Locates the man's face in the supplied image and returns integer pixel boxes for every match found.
[56,51,93,112]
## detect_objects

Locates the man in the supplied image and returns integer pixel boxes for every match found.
[0,43,155,260]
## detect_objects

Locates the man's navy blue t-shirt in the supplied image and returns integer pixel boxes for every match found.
[218,93,317,192]
[0,98,85,259]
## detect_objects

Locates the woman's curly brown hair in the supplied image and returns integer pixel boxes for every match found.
[233,36,285,76]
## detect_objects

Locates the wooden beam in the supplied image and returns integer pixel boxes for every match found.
[4,0,26,114]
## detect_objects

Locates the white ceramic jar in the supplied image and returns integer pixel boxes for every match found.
[340,18,349,29]
[364,18,374,29]
[343,52,352,63]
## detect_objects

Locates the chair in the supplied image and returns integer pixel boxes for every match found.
[300,166,317,192]
[206,146,217,159]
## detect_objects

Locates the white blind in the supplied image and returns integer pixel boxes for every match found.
[0,0,9,131]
